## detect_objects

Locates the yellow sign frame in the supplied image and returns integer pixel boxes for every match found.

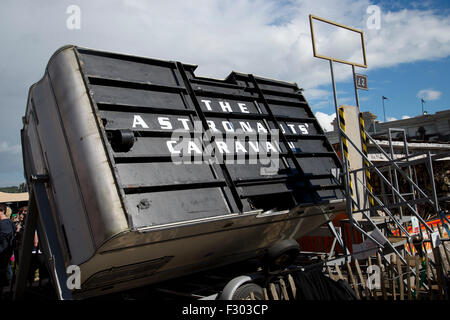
[309,14,368,68]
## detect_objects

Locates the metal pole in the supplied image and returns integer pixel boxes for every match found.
[388,129,403,219]
[352,65,360,109]
[364,130,440,214]
[354,66,371,213]
[426,151,440,214]
[341,129,434,233]
[382,97,386,122]
[330,60,353,259]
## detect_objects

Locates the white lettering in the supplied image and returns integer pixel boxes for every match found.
[235,141,247,153]
[66,5,81,30]
[158,116,172,130]
[265,141,277,153]
[222,121,234,132]
[207,120,219,132]
[288,141,295,149]
[178,118,190,130]
[248,141,260,153]
[187,141,202,154]
[167,140,180,154]
[256,122,268,133]
[182,304,216,317]
[298,124,308,135]
[239,121,254,132]
[219,101,233,113]
[201,99,213,111]
[287,124,297,134]
[237,103,249,113]
[366,5,381,30]
[216,141,230,154]
[132,115,149,128]
[366,265,381,289]
[66,265,81,290]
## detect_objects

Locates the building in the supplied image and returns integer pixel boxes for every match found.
[363,109,450,142]
[325,107,450,220]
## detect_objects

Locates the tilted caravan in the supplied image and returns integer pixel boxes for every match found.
[20,45,345,299]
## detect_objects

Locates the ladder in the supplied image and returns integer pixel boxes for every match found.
[333,124,450,297]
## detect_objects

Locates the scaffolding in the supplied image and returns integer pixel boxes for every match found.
[308,14,450,300]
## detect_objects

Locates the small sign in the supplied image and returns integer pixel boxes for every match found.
[431,231,441,248]
[411,217,420,235]
[355,73,368,90]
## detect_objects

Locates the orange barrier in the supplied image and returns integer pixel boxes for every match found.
[392,215,450,254]
[298,213,449,255]
[298,212,363,254]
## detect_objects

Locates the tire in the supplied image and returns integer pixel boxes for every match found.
[265,240,300,271]
[231,283,264,300]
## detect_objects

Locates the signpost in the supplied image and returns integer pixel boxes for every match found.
[355,73,368,91]
[309,14,369,261]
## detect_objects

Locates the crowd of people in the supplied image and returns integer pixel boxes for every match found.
[0,204,44,296]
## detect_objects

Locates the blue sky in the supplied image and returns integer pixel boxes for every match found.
[305,0,450,129]
[0,0,450,186]
[315,57,450,123]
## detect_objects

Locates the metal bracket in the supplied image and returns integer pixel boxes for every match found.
[13,179,72,300]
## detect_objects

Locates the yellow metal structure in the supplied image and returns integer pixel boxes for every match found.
[309,14,368,68]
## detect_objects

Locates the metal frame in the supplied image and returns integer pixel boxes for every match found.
[14,175,72,300]
[309,14,368,68]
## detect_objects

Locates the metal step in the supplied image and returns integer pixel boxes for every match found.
[356,215,413,226]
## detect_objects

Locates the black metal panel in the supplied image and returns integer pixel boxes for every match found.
[91,85,191,111]
[79,50,179,87]
[75,47,344,228]
[116,162,222,187]
[101,110,196,131]
[266,103,310,119]
[126,188,232,226]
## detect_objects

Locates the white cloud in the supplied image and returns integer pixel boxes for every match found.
[387,116,398,122]
[0,141,21,154]
[417,89,442,101]
[365,9,450,70]
[315,112,336,132]
[303,88,331,101]
[1,0,450,185]
[402,115,411,119]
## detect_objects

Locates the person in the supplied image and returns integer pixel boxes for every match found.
[14,207,27,267]
[0,204,15,294]
[5,206,12,219]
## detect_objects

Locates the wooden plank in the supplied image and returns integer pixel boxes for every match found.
[250,291,255,300]
[425,253,433,300]
[287,274,297,300]
[391,255,397,301]
[335,263,344,281]
[368,257,376,300]
[346,262,360,300]
[437,224,450,274]
[431,225,445,300]
[324,255,339,281]
[406,257,416,300]
[327,264,338,281]
[263,287,269,300]
[407,257,413,300]
[269,283,279,300]
[279,279,289,300]
[377,253,387,300]
[415,256,421,300]
[355,259,369,299]
[396,254,404,300]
